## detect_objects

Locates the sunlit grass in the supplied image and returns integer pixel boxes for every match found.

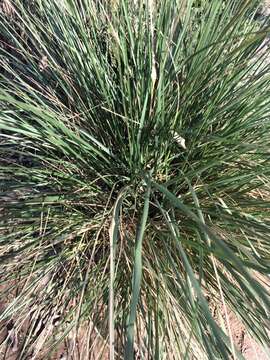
[0,0,270,358]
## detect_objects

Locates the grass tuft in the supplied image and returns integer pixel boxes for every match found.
[0,0,270,358]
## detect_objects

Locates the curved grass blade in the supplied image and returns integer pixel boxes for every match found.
[125,179,151,359]
[156,202,245,360]
[109,187,128,360]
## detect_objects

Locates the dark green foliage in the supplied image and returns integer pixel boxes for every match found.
[0,0,270,358]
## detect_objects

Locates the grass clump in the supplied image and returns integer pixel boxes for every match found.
[0,0,270,358]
